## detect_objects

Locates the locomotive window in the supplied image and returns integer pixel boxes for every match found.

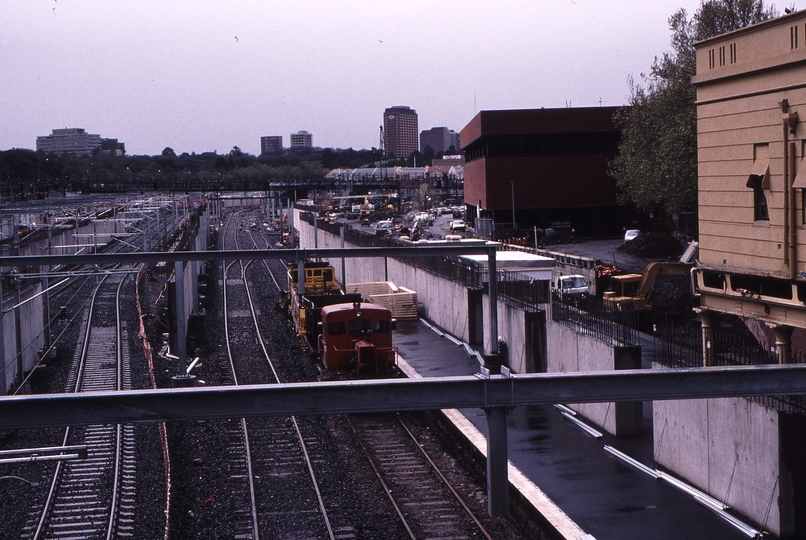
[372,320,390,333]
[323,269,333,281]
[327,322,346,335]
[349,319,371,336]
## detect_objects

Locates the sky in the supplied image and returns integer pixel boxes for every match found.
[2,0,705,157]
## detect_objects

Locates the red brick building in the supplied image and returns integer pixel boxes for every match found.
[384,106,419,159]
[460,107,631,236]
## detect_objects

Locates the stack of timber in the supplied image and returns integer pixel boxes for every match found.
[345,281,419,320]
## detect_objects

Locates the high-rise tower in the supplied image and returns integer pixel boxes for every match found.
[383,106,418,159]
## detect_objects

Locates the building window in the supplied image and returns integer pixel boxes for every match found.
[748,143,770,222]
[719,45,726,66]
[709,49,715,69]
[792,25,799,49]
[730,43,737,64]
[754,187,769,221]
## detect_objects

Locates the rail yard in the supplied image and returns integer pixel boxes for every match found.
[0,193,798,540]
[0,196,531,539]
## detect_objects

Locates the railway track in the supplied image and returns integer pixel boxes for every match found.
[348,412,494,540]
[14,198,178,396]
[22,271,136,540]
[240,212,499,539]
[219,210,335,539]
[165,208,529,538]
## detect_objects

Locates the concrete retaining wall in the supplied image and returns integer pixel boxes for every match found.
[300,216,639,430]
[298,213,551,365]
[1,283,45,395]
[169,214,209,357]
[653,395,798,537]
[481,295,535,374]
[300,212,804,535]
[546,321,641,436]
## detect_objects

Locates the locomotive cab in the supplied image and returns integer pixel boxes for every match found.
[319,302,397,376]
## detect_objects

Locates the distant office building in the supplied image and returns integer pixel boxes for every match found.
[36,128,112,156]
[100,138,126,156]
[260,135,283,155]
[290,131,313,148]
[384,106,419,159]
[420,126,460,155]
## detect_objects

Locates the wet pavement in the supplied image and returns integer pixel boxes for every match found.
[395,319,760,540]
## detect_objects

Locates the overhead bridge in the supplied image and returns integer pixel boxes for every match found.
[3,365,806,518]
[2,366,805,430]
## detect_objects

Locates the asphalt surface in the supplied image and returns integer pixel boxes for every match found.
[545,238,662,274]
[416,214,661,274]
[395,319,758,540]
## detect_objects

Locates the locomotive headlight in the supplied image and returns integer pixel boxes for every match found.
[356,312,362,317]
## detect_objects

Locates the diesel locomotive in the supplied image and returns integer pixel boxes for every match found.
[285,260,398,376]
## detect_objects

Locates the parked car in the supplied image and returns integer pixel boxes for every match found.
[449,219,467,232]
[374,220,394,235]
[624,229,640,242]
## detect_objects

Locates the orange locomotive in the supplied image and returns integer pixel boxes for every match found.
[319,302,397,376]
[286,261,398,377]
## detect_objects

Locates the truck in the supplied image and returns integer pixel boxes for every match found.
[553,274,590,301]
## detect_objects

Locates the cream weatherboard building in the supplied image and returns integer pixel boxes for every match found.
[694,12,806,340]
[655,12,806,538]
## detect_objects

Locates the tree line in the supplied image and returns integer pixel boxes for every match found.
[0,140,461,189]
[0,145,415,186]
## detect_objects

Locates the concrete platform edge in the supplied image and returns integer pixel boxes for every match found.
[397,355,594,540]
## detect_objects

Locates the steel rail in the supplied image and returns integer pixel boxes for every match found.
[223,212,261,540]
[241,214,335,540]
[395,413,494,540]
[251,227,284,293]
[30,270,115,540]
[106,272,129,540]
[346,416,416,539]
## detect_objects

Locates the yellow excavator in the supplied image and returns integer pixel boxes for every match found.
[602,261,690,311]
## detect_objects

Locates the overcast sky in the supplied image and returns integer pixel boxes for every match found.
[2,0,704,156]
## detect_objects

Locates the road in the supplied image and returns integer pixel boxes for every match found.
[547,238,662,274]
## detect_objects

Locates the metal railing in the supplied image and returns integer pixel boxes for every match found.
[652,314,806,414]
[550,293,640,347]
[304,213,549,310]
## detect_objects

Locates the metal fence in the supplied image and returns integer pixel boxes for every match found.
[303,213,549,310]
[652,315,806,414]
[550,293,640,347]
[652,315,778,368]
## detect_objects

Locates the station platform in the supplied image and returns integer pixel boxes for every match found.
[394,319,761,540]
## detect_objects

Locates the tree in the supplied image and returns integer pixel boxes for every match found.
[695,0,778,39]
[411,181,435,211]
[610,0,776,215]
